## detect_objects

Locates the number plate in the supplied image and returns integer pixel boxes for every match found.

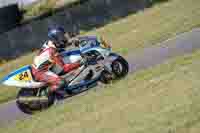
[14,71,32,82]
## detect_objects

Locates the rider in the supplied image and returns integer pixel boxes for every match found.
[31,26,81,94]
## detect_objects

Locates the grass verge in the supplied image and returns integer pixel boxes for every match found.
[22,0,79,20]
[0,0,200,103]
[2,45,200,132]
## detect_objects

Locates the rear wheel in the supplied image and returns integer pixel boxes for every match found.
[16,88,55,114]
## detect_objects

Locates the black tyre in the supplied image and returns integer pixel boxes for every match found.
[111,56,129,78]
[16,88,55,114]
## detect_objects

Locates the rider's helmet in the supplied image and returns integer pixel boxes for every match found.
[48,26,70,49]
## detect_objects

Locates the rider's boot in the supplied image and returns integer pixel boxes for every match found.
[54,80,68,98]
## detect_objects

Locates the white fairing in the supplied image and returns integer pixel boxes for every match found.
[3,80,45,88]
[1,65,45,88]
[60,49,82,64]
[33,50,51,69]
[63,55,82,64]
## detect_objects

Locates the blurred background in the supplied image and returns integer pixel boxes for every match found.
[0,0,40,7]
[0,0,163,60]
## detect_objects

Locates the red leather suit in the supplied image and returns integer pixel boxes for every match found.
[31,41,80,92]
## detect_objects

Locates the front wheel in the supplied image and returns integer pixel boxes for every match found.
[111,56,129,79]
[16,88,55,114]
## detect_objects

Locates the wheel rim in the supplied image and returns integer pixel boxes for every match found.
[112,61,123,75]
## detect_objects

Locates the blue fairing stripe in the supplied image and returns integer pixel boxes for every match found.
[61,50,81,56]
[80,45,100,53]
[79,36,97,41]
[1,65,31,83]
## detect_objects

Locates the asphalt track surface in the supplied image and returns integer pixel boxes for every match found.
[0,28,200,127]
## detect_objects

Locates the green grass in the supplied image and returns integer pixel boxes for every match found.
[0,0,200,103]
[86,0,200,53]
[23,0,79,20]
[2,44,200,133]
